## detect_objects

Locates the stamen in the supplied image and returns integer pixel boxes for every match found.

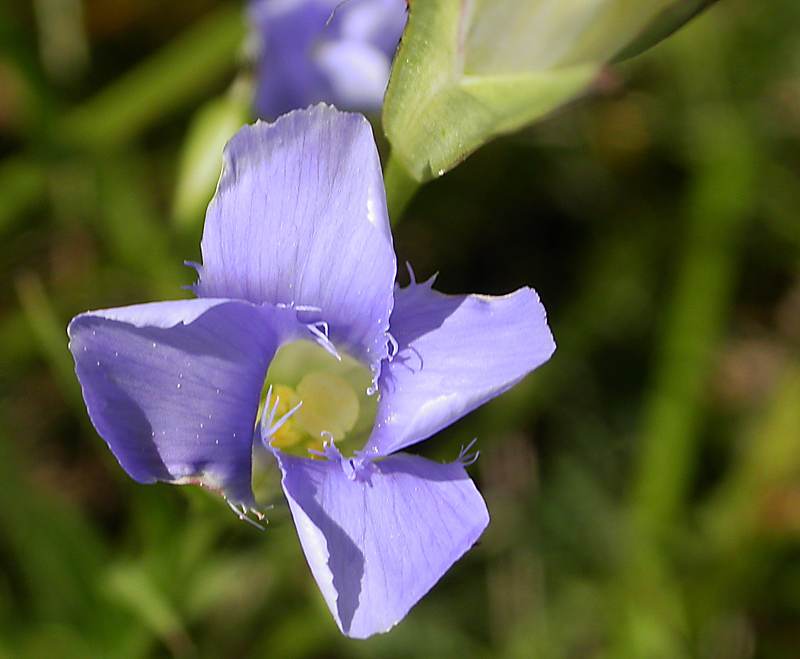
[262,385,278,431]
[306,321,341,361]
[266,400,303,440]
[314,320,329,337]
[260,385,304,448]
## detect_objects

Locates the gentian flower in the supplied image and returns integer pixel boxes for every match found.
[249,0,407,118]
[68,105,555,638]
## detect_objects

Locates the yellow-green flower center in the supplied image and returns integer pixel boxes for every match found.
[260,339,377,458]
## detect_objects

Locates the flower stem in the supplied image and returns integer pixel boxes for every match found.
[631,109,756,545]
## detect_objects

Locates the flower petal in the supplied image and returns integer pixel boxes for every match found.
[68,299,285,505]
[249,0,334,118]
[364,282,556,456]
[313,39,392,111]
[249,0,406,117]
[337,0,407,53]
[276,450,489,638]
[196,106,396,369]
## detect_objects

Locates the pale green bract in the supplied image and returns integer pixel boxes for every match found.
[383,0,718,182]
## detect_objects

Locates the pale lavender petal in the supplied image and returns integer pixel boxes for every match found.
[276,450,489,638]
[337,0,407,54]
[313,40,391,111]
[249,0,406,117]
[249,0,334,118]
[68,299,286,505]
[364,282,556,457]
[196,106,396,368]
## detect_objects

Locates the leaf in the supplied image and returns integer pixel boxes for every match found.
[383,0,713,182]
[615,0,720,61]
[104,562,194,656]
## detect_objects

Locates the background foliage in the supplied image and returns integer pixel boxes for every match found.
[1,1,799,657]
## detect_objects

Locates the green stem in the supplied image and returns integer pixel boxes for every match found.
[58,4,244,150]
[631,109,756,543]
[384,152,421,225]
[607,108,757,659]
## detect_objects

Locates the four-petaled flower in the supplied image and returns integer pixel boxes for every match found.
[250,0,407,118]
[68,105,555,638]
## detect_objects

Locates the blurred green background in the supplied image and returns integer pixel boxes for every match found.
[1,1,799,657]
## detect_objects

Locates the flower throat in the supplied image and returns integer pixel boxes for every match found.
[259,339,378,458]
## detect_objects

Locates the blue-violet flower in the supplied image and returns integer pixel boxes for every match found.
[68,105,555,638]
[249,0,407,118]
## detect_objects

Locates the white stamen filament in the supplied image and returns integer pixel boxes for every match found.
[260,385,304,447]
[306,321,341,361]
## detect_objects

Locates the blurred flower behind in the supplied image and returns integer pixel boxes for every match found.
[249,0,407,118]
